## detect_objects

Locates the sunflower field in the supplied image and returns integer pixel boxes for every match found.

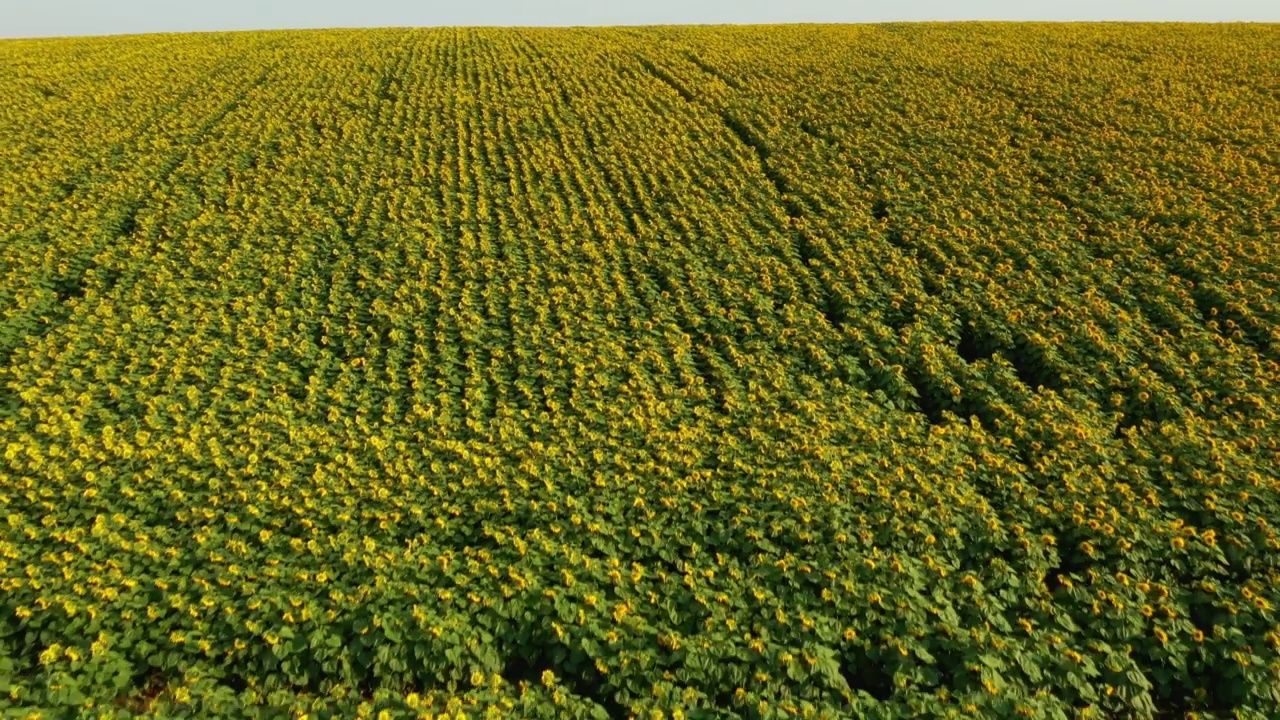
[1,23,1278,719]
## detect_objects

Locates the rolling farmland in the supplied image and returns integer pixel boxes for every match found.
[1,23,1279,718]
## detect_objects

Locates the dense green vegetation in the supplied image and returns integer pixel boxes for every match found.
[1,22,1278,719]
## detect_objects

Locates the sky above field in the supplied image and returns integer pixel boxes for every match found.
[2,0,1277,38]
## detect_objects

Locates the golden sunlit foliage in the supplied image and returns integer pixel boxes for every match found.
[0,22,1278,719]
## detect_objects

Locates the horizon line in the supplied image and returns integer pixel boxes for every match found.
[4,18,1277,41]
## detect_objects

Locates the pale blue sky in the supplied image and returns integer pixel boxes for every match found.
[1,0,1276,38]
